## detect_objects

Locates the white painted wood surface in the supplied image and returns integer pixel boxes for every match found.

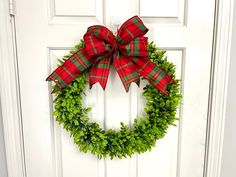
[205,0,235,176]
[13,0,215,177]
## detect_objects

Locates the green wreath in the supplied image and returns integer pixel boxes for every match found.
[52,41,182,159]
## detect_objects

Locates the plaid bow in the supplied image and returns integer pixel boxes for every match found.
[46,16,174,94]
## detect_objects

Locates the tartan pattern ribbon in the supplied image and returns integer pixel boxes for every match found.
[46,16,174,94]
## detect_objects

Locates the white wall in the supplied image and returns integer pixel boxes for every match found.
[0,102,8,177]
[220,1,236,177]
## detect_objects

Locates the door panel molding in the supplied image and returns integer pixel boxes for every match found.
[47,0,103,24]
[139,0,188,25]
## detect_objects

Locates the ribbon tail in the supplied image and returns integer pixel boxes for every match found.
[134,57,174,95]
[46,48,93,93]
[89,57,112,90]
[113,57,140,92]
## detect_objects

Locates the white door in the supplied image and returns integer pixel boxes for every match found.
[15,0,215,177]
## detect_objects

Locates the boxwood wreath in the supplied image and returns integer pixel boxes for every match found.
[52,41,182,159]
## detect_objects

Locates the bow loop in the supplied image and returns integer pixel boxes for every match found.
[117,16,149,45]
[86,25,116,44]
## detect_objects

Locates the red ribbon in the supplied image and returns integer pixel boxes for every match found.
[46,16,174,94]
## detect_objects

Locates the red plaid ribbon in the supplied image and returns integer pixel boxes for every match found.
[46,16,174,94]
